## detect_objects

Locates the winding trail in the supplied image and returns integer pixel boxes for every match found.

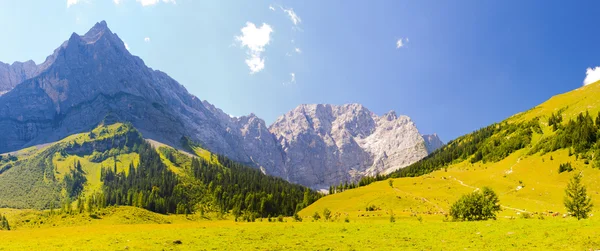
[450,176,530,213]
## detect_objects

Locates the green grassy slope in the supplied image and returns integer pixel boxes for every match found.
[0,123,140,209]
[302,82,600,219]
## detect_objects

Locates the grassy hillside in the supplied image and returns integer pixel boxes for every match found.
[303,82,600,220]
[0,122,140,209]
[0,122,320,217]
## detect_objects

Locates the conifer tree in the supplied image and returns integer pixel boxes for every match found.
[564,173,593,220]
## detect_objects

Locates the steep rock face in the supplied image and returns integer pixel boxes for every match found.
[0,21,260,166]
[0,60,39,95]
[269,104,430,189]
[423,133,444,153]
[0,21,440,190]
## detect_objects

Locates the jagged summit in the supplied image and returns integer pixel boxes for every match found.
[81,20,114,43]
[0,22,440,190]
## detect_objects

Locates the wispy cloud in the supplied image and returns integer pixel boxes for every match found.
[144,37,151,42]
[235,22,274,74]
[67,0,80,8]
[280,6,301,26]
[284,72,296,85]
[269,5,275,11]
[294,47,302,54]
[584,67,600,86]
[113,0,122,5]
[396,38,409,49]
[136,0,175,7]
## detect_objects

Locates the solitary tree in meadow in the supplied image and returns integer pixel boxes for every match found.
[564,172,593,220]
[449,186,501,221]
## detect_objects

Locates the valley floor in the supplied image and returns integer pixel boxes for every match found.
[0,214,599,250]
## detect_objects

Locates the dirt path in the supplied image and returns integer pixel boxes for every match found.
[450,176,530,213]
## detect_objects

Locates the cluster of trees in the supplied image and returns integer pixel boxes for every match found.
[63,160,87,198]
[548,111,563,131]
[449,187,501,221]
[389,121,538,178]
[327,174,387,194]
[0,214,9,230]
[0,154,17,163]
[470,121,536,163]
[532,112,599,154]
[559,162,574,173]
[328,181,357,194]
[100,142,179,214]
[193,154,321,218]
[96,138,320,217]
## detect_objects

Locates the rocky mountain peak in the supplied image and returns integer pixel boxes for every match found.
[422,133,444,153]
[0,22,440,191]
[383,110,398,121]
[269,103,431,189]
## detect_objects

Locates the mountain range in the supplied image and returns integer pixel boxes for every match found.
[0,21,442,189]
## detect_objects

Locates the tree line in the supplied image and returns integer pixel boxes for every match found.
[71,136,322,217]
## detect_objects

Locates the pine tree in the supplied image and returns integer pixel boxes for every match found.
[564,173,593,220]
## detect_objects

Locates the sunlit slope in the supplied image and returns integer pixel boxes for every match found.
[302,82,600,219]
[301,148,600,218]
[511,80,600,122]
[0,123,142,208]
[0,122,228,209]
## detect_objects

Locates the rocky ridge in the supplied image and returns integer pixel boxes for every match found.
[0,21,443,189]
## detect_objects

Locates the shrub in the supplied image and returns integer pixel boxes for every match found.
[0,214,10,230]
[366,205,379,211]
[559,162,573,173]
[312,212,321,221]
[449,187,501,221]
[293,213,302,222]
[323,208,332,221]
[519,212,532,219]
[277,215,284,222]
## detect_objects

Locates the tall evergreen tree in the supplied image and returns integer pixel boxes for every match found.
[564,173,593,220]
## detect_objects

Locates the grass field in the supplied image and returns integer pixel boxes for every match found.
[0,206,599,250]
[300,148,600,220]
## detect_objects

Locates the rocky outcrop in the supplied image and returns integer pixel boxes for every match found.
[269,104,430,189]
[0,60,39,95]
[423,134,444,153]
[0,21,441,190]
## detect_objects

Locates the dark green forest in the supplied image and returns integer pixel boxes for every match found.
[95,137,321,217]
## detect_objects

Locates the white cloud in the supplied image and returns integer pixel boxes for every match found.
[281,7,301,26]
[67,0,80,8]
[144,37,151,42]
[124,42,130,51]
[269,5,275,11]
[294,47,302,54]
[235,22,273,74]
[396,38,408,49]
[113,0,122,4]
[584,67,600,86]
[284,73,296,85]
[136,0,175,7]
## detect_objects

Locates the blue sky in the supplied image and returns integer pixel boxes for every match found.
[2,1,600,142]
